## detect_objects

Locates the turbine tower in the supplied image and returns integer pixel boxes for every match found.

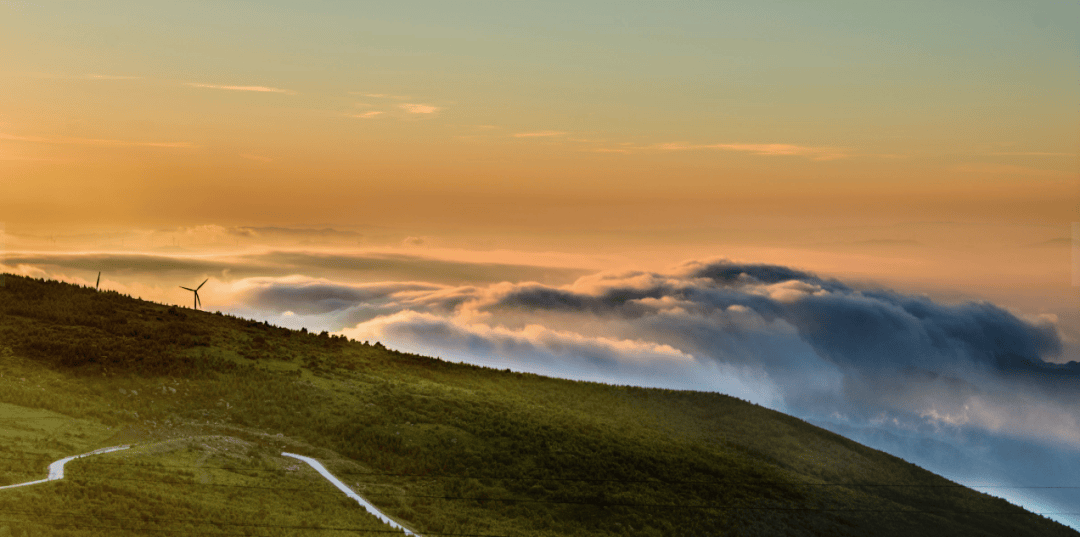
[180,278,208,310]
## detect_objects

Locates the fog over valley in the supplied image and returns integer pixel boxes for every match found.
[3,222,1078,529]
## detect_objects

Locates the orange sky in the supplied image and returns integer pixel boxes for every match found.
[1,1,1075,228]
[1,1,1077,340]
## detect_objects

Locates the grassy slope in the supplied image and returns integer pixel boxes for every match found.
[0,273,1074,537]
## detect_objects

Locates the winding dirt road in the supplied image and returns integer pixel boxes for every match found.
[283,452,420,536]
[0,445,131,490]
[1,445,418,535]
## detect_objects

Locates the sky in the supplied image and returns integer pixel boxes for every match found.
[2,0,1079,529]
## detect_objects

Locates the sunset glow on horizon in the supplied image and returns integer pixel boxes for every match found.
[3,0,1079,529]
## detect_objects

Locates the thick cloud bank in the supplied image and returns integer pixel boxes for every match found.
[7,253,1078,527]
[331,260,1072,440]
[244,258,1077,527]
[228,259,1076,448]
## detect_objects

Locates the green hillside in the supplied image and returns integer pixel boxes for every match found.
[0,273,1074,536]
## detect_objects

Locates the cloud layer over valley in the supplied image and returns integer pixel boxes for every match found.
[261,257,1080,526]
[3,250,1078,526]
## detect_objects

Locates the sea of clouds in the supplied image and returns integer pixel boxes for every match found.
[4,249,1078,528]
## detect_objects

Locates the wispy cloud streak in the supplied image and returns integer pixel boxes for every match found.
[656,142,849,161]
[953,163,1070,178]
[0,132,195,148]
[350,93,410,100]
[989,152,1076,157]
[514,131,567,138]
[85,74,141,80]
[348,111,384,119]
[184,82,296,95]
[399,103,440,115]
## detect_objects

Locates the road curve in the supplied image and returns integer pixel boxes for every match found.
[2,446,416,534]
[283,452,419,536]
[0,445,131,491]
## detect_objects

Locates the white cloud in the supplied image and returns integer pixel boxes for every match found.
[342,310,784,406]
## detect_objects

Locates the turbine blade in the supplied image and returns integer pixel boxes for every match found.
[96,272,101,289]
[180,287,194,291]
[196,278,209,291]
[196,293,202,308]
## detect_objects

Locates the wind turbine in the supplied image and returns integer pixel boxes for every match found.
[95,272,101,291]
[180,278,208,310]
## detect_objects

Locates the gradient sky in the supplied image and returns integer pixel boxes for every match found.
[1,0,1076,228]
[2,0,1077,355]
[2,0,1080,529]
